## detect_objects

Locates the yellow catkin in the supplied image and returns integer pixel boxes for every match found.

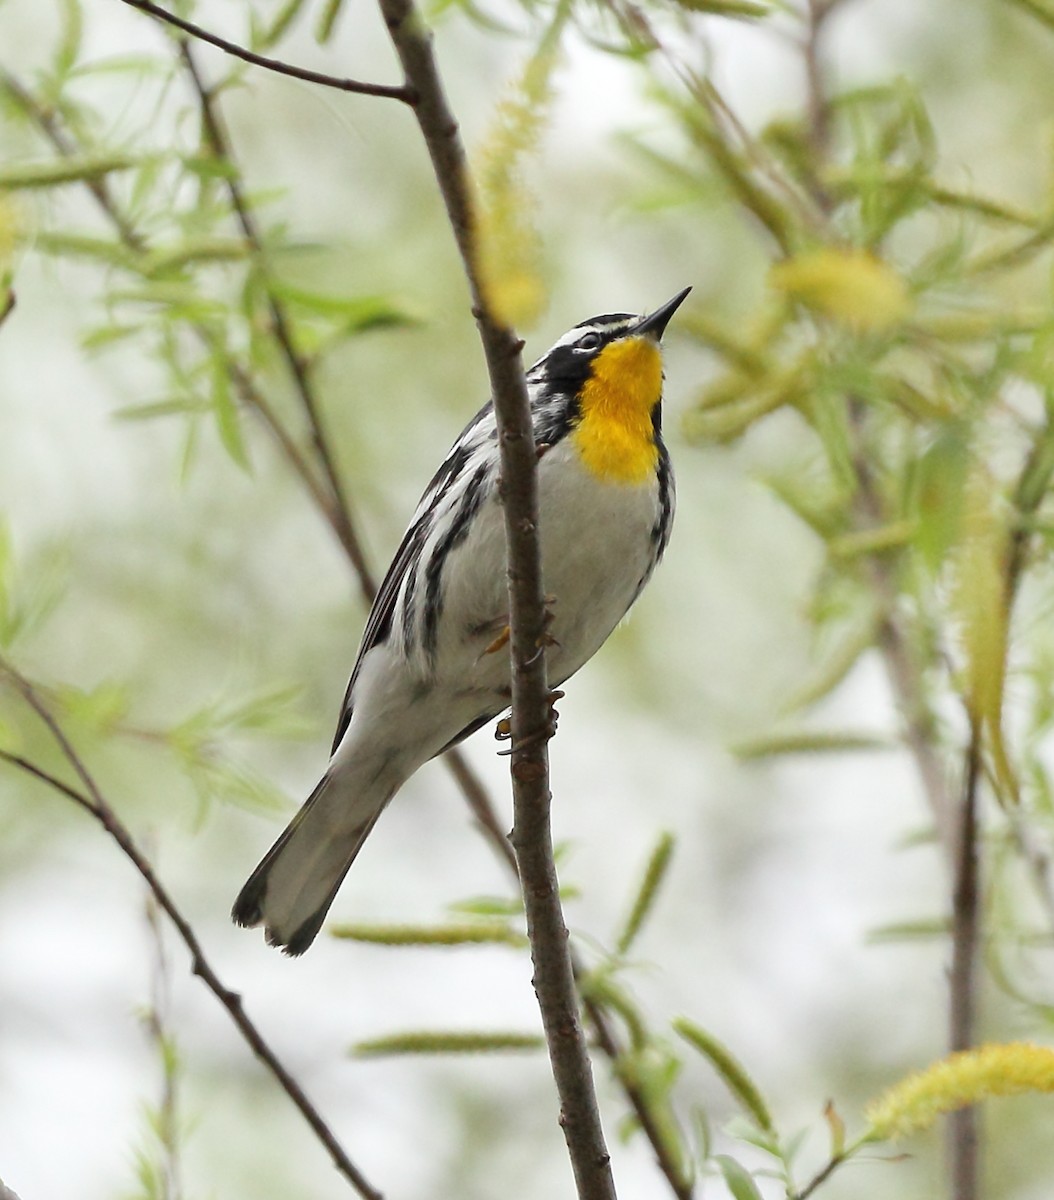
[472,12,567,330]
[769,247,911,331]
[949,460,1016,798]
[866,1042,1054,1141]
[0,191,22,278]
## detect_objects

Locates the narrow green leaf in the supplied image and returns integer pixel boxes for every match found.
[35,231,134,267]
[331,922,527,947]
[315,0,348,42]
[54,0,84,80]
[714,1155,765,1200]
[82,324,144,352]
[669,0,770,15]
[207,351,249,471]
[256,0,309,49]
[114,397,207,422]
[674,1018,775,1132]
[0,154,140,189]
[866,918,952,944]
[616,831,675,955]
[270,281,414,327]
[142,238,250,276]
[731,729,893,759]
[781,616,879,713]
[827,520,916,559]
[352,1031,544,1056]
[447,895,524,917]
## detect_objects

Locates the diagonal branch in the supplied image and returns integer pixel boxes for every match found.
[375,2,615,1197]
[117,0,414,103]
[0,661,384,1200]
[178,40,378,600]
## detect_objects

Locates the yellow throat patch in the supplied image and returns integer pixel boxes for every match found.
[572,336,663,485]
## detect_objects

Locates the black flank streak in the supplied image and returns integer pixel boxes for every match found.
[653,445,674,559]
[400,519,430,657]
[423,464,489,657]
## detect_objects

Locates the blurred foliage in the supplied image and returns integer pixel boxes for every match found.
[4,0,1054,1199]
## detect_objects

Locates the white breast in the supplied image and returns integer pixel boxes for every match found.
[429,438,663,691]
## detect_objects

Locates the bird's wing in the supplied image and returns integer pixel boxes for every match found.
[329,401,496,755]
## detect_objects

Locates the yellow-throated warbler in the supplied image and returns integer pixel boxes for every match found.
[233,287,690,954]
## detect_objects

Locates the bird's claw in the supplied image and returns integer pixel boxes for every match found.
[494,689,564,755]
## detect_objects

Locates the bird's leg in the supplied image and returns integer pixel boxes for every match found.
[482,624,511,656]
[481,595,558,659]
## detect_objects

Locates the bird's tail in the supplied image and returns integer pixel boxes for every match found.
[232,771,389,955]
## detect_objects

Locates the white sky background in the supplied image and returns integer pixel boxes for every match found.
[0,2,1050,1199]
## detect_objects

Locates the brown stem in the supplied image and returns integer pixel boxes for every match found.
[0,665,384,1200]
[376,1,615,1196]
[948,726,982,1200]
[118,0,413,103]
[179,42,378,602]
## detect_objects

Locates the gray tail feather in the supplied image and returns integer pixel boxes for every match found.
[231,774,386,956]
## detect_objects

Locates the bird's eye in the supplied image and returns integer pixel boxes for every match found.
[575,332,602,353]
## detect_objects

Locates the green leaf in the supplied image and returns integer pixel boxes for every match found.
[0,153,141,189]
[270,282,415,328]
[331,922,527,947]
[54,0,84,81]
[669,0,770,15]
[256,0,310,49]
[714,1155,765,1200]
[315,0,349,42]
[352,1031,544,1056]
[57,680,131,733]
[616,830,675,954]
[866,918,951,944]
[730,729,893,759]
[674,1018,775,1133]
[114,397,207,422]
[35,231,134,268]
[826,519,916,559]
[199,345,248,470]
[142,238,251,276]
[781,615,879,713]
[448,895,524,917]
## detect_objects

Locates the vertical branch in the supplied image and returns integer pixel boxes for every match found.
[375,2,616,1196]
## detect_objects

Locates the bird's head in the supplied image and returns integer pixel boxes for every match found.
[527,287,691,483]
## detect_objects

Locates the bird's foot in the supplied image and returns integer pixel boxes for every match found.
[494,689,565,754]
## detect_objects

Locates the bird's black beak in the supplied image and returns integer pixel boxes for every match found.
[631,286,692,341]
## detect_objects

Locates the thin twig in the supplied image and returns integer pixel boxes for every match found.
[1,70,360,561]
[375,1,615,1196]
[0,289,15,329]
[179,41,378,600]
[0,662,385,1200]
[142,878,183,1200]
[947,724,982,1200]
[117,0,414,103]
[0,68,148,251]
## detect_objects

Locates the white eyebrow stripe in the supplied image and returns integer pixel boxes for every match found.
[527,317,639,369]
